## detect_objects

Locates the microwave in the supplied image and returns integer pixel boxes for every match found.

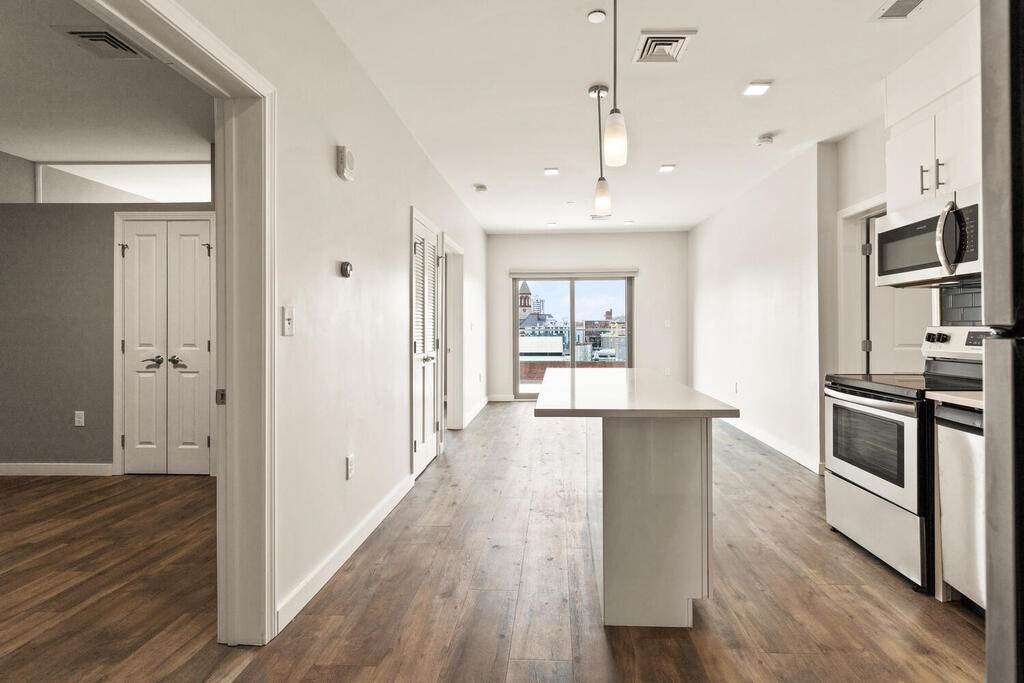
[875,185,981,287]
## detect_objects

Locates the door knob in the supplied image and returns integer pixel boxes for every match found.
[142,355,164,366]
[423,356,435,363]
[168,355,184,367]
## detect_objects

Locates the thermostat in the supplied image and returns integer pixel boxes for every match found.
[336,145,355,181]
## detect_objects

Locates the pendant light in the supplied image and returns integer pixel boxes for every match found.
[590,84,612,217]
[604,0,628,167]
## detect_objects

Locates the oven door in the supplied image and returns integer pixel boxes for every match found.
[824,387,920,514]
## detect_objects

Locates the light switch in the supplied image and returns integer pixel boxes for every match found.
[74,411,85,426]
[282,306,295,336]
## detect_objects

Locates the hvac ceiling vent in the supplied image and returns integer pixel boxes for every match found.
[632,30,697,64]
[873,0,926,20]
[53,26,148,60]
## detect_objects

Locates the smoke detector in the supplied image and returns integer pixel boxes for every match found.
[873,0,926,21]
[54,26,147,60]
[632,29,697,64]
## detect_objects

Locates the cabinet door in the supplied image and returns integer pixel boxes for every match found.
[885,116,936,211]
[934,78,982,199]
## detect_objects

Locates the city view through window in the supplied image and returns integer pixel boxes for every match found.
[515,278,631,396]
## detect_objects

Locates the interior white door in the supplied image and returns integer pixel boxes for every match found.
[123,220,168,473]
[411,215,440,476]
[122,215,212,475]
[166,220,212,475]
[868,217,933,373]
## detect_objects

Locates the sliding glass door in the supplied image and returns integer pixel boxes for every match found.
[513,276,633,398]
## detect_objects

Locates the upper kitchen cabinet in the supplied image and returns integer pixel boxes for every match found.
[884,8,981,212]
[885,80,983,212]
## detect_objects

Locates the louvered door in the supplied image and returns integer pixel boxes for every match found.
[411,214,441,476]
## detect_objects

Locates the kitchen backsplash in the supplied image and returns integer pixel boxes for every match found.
[940,277,983,327]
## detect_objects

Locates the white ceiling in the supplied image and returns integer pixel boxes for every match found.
[0,0,213,163]
[46,163,212,202]
[315,0,977,232]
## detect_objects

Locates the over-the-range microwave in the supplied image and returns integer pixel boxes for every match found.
[875,185,981,288]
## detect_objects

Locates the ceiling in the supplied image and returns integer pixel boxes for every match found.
[0,0,213,163]
[315,0,977,232]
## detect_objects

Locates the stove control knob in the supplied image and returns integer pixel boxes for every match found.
[936,333,951,343]
[925,333,937,343]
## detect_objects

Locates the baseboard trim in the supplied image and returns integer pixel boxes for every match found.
[722,419,820,474]
[275,474,415,631]
[464,397,489,427]
[0,462,113,476]
[488,394,516,402]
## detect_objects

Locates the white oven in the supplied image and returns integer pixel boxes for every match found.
[824,386,923,513]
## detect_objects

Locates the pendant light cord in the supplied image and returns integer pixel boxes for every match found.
[612,0,618,110]
[597,92,605,176]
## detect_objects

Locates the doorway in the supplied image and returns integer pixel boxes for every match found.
[114,212,215,475]
[512,275,634,399]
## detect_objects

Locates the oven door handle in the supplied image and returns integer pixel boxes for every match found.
[824,387,918,417]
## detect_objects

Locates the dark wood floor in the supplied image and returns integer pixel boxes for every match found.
[0,403,985,681]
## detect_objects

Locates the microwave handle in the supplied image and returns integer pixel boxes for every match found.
[935,200,956,276]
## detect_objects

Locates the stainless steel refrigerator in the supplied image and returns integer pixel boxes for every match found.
[982,2,1024,680]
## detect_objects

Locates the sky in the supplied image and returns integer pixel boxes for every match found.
[524,279,626,322]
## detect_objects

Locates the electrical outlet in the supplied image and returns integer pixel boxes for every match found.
[74,411,85,427]
[664,367,672,376]
[346,455,355,480]
[664,319,671,328]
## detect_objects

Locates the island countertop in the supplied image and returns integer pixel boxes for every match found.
[534,368,740,418]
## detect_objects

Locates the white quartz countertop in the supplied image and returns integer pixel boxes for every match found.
[534,368,740,418]
[926,390,984,410]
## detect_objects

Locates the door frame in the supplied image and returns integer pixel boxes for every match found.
[113,211,217,475]
[410,207,443,475]
[443,235,465,431]
[77,0,278,646]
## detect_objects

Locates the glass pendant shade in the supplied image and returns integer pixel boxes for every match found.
[594,176,612,216]
[604,108,628,167]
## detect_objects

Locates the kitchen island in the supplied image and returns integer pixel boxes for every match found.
[534,368,739,627]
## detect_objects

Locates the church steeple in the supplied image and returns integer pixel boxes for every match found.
[518,282,532,321]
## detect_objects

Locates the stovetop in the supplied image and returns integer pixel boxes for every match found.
[825,372,983,400]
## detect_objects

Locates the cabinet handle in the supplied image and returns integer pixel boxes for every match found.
[919,165,930,195]
[935,159,946,189]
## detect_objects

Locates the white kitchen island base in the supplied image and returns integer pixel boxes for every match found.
[536,368,738,628]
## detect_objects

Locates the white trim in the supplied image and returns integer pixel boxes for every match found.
[509,267,640,279]
[464,397,489,427]
[837,193,887,220]
[275,475,414,629]
[0,463,113,476]
[113,211,216,476]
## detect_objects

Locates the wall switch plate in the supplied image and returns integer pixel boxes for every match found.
[282,306,295,336]
[346,455,355,480]
[74,411,85,426]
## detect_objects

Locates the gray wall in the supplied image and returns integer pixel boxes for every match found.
[0,203,212,464]
[0,150,34,202]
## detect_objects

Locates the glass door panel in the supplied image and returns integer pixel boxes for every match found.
[574,279,629,368]
[515,279,571,397]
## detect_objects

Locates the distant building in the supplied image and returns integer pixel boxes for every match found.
[532,298,545,314]
[518,282,532,321]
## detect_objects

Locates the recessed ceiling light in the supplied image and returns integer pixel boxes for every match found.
[743,81,773,97]
[473,183,488,192]
[544,168,559,176]
[756,133,775,146]
[566,200,577,206]
[624,220,635,225]
[659,164,676,173]
[588,10,606,24]
[546,222,558,227]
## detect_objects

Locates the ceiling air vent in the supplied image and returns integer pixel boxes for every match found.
[632,30,697,64]
[873,0,926,20]
[53,26,148,60]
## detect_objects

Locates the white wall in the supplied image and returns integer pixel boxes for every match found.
[0,150,34,202]
[689,146,837,473]
[836,118,886,210]
[174,0,487,630]
[487,231,688,400]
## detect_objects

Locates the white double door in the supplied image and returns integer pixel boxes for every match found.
[122,216,213,475]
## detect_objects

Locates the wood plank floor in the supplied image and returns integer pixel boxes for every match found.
[0,402,985,681]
